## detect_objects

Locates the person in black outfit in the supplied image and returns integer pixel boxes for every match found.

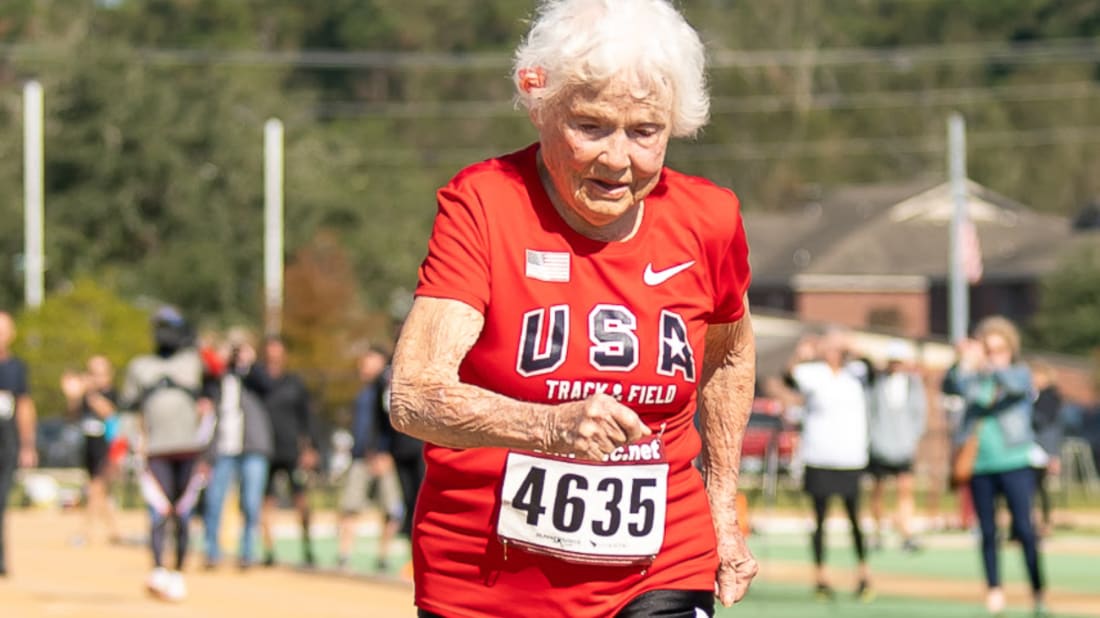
[0,311,37,577]
[256,335,319,567]
[379,362,424,537]
[1029,360,1065,537]
[61,355,121,545]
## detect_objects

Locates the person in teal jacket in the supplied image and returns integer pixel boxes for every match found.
[942,316,1045,616]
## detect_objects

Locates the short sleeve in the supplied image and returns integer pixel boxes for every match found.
[415,182,491,314]
[708,193,752,323]
[14,360,28,397]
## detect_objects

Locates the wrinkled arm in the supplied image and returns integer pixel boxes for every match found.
[389,296,557,451]
[698,312,756,533]
[699,310,758,606]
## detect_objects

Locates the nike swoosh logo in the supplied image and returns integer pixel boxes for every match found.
[643,260,695,286]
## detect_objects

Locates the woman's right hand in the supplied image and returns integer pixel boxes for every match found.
[546,394,651,461]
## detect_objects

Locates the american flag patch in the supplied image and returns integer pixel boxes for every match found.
[525,249,570,282]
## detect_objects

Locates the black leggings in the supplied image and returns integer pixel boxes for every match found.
[811,493,866,566]
[147,456,198,570]
[0,451,16,571]
[418,589,715,617]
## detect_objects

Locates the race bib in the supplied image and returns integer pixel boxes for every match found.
[0,391,14,420]
[497,436,669,566]
[82,417,106,437]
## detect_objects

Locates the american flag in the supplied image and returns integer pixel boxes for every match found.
[961,219,983,284]
[525,249,570,283]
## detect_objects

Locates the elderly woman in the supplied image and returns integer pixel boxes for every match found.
[943,316,1046,616]
[389,1,757,616]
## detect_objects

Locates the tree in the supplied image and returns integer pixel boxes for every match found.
[12,277,150,418]
[281,229,392,423]
[1029,244,1100,356]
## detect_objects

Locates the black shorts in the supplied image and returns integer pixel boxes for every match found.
[84,436,110,479]
[417,589,714,618]
[265,459,307,497]
[866,457,913,479]
[804,466,862,499]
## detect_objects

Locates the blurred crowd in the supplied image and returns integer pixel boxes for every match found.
[4,304,1096,613]
[746,315,1092,614]
[21,307,422,601]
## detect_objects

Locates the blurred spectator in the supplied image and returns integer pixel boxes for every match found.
[120,306,214,602]
[942,316,1045,616]
[0,311,38,577]
[202,330,274,570]
[383,359,424,543]
[255,335,319,568]
[785,329,873,602]
[62,355,122,546]
[1029,360,1065,537]
[336,348,403,572]
[866,340,927,552]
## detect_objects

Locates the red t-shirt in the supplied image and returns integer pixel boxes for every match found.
[413,143,751,617]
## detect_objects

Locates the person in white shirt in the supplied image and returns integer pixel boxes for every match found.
[786,329,873,602]
[866,340,927,553]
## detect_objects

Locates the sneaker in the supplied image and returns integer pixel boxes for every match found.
[856,579,876,603]
[986,588,1006,615]
[262,552,276,568]
[902,538,923,553]
[814,583,835,601]
[162,571,186,602]
[145,567,170,597]
[302,550,315,569]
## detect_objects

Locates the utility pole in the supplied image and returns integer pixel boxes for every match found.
[948,112,968,343]
[24,80,44,309]
[264,118,284,336]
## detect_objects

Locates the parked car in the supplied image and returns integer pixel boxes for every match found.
[740,397,798,475]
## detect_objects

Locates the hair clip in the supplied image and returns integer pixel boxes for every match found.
[517,67,547,93]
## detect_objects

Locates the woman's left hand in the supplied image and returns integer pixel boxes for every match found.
[714,517,758,606]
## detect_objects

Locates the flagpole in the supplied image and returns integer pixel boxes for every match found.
[948,112,968,343]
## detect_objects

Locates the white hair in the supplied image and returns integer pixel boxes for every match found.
[512,0,710,138]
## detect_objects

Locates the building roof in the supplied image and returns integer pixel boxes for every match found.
[745,179,1080,285]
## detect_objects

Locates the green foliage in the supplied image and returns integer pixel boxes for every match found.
[12,277,150,418]
[1030,243,1100,355]
[282,229,394,421]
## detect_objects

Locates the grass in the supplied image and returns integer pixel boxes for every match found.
[749,531,1100,595]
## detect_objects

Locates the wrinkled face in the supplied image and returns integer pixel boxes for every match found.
[535,78,673,227]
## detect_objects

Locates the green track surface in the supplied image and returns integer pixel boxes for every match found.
[717,580,1090,618]
[748,532,1099,595]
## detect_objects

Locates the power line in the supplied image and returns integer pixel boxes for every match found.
[313,81,1100,118]
[2,37,1098,70]
[337,125,1100,167]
